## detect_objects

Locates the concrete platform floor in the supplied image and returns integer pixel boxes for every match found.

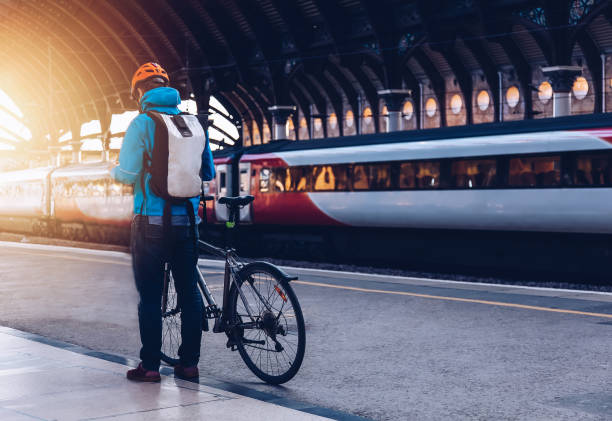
[1,240,611,420]
[0,328,330,421]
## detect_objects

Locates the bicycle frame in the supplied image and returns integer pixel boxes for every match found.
[196,238,253,333]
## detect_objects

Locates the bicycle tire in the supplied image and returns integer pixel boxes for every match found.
[160,271,205,366]
[228,262,306,385]
[160,271,181,366]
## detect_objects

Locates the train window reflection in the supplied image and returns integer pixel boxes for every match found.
[451,159,496,188]
[312,165,349,191]
[508,156,560,187]
[286,167,310,192]
[416,162,440,188]
[352,165,369,190]
[574,154,612,186]
[271,168,287,192]
[399,163,416,189]
[369,164,392,190]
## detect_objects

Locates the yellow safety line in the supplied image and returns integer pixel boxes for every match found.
[292,280,612,320]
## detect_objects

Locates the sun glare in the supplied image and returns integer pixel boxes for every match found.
[0,89,29,153]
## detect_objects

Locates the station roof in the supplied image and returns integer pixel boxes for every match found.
[1,0,612,147]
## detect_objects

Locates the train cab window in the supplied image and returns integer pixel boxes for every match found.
[450,159,496,188]
[259,168,270,192]
[574,153,612,186]
[369,164,392,190]
[352,165,369,190]
[508,156,560,187]
[416,161,440,188]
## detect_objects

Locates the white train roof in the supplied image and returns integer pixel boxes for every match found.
[0,166,53,184]
[274,129,612,166]
[51,162,112,180]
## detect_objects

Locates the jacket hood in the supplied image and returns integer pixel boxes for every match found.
[140,87,181,112]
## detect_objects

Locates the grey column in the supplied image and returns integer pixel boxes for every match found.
[378,89,412,132]
[542,66,582,117]
[268,105,296,141]
[70,140,82,164]
[48,145,62,167]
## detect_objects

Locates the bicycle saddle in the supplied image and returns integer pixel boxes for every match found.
[218,195,254,207]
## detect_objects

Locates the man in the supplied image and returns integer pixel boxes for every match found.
[111,62,215,382]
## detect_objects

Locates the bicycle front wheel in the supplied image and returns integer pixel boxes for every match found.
[228,262,306,385]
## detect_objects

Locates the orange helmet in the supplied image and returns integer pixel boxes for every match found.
[131,62,169,98]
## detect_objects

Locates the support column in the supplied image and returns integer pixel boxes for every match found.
[268,105,296,141]
[542,66,582,117]
[101,132,111,162]
[378,89,412,132]
[48,145,62,167]
[70,140,82,164]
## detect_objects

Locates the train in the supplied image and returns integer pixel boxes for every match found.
[2,113,612,281]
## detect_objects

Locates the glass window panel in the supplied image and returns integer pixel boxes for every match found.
[416,162,440,188]
[333,165,349,191]
[259,168,270,192]
[313,166,335,191]
[399,163,416,189]
[451,159,496,188]
[369,164,392,190]
[508,156,560,187]
[575,153,612,186]
[272,168,287,192]
[287,167,310,192]
[352,164,369,190]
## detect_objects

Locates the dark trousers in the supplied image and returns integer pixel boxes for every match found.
[130,215,203,371]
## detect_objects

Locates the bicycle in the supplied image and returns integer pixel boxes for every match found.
[160,195,306,385]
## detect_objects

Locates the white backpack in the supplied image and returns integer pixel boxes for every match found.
[144,111,206,201]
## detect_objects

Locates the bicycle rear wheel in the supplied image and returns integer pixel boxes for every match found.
[160,271,181,366]
[228,262,306,385]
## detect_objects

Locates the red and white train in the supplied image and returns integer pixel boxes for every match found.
[1,114,611,278]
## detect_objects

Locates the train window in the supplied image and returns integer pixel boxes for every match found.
[286,167,310,192]
[508,156,560,187]
[416,161,440,188]
[260,168,270,192]
[574,153,612,186]
[352,164,369,190]
[271,168,287,192]
[399,163,416,189]
[219,172,226,189]
[312,165,349,191]
[450,159,497,188]
[369,164,392,190]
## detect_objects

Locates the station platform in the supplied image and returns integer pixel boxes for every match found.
[1,239,611,420]
[0,327,331,421]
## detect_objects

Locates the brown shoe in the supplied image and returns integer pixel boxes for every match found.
[174,365,199,379]
[127,363,161,382]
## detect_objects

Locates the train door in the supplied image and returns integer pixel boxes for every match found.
[238,162,252,223]
[214,164,231,221]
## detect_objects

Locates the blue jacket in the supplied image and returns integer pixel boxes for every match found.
[110,87,215,217]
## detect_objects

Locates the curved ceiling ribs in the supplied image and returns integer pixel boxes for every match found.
[2,0,612,148]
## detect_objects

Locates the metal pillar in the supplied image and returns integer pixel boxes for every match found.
[378,89,411,132]
[48,145,62,167]
[268,105,296,141]
[542,66,582,117]
[70,140,82,164]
